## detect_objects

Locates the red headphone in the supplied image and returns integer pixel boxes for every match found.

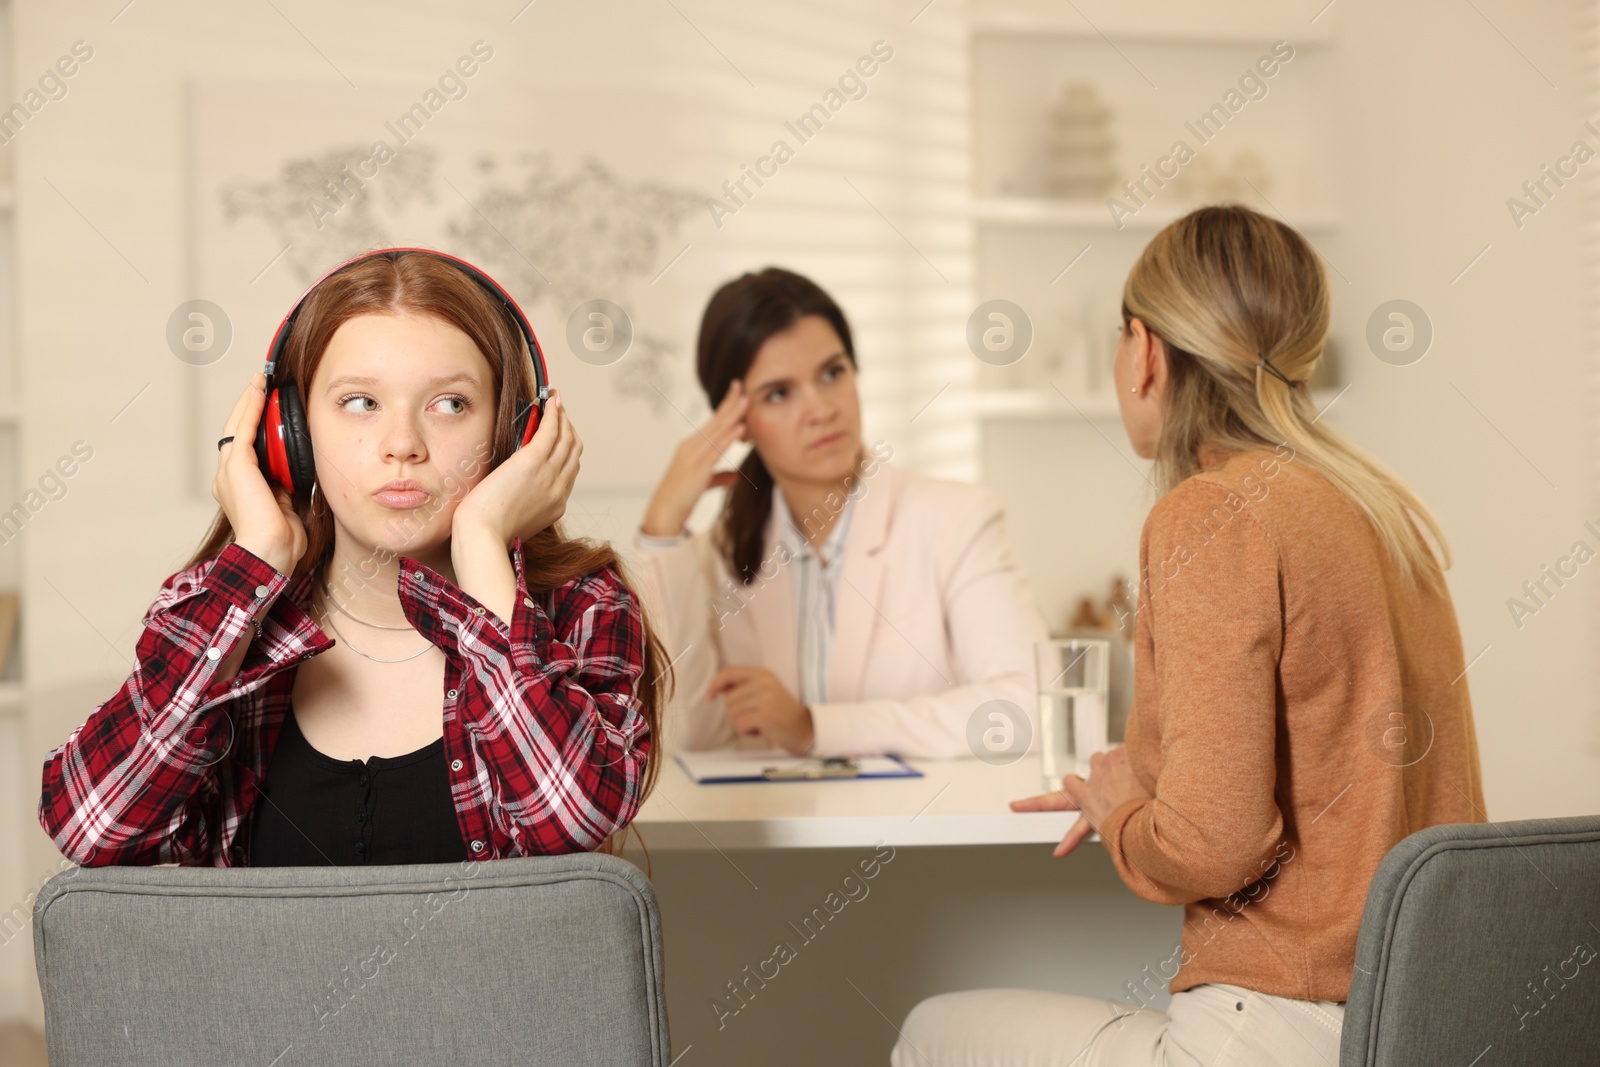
[253,247,550,495]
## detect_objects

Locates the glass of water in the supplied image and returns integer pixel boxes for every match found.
[1035,638,1111,793]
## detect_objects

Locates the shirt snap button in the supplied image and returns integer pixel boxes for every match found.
[472,606,486,616]
[254,585,270,598]
[447,688,458,700]
[522,597,535,609]
[205,647,221,661]
[451,759,463,771]
[471,840,485,852]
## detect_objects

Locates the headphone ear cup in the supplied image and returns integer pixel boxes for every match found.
[274,381,317,494]
[253,387,290,494]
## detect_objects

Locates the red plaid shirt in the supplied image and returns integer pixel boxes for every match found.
[38,537,652,866]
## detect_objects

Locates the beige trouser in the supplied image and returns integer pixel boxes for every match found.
[890,983,1346,1067]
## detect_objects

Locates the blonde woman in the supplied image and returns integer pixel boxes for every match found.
[894,205,1486,1065]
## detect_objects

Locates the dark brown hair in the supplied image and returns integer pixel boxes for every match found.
[185,250,670,824]
[696,267,856,584]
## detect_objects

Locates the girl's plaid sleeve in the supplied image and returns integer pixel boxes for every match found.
[38,543,290,866]
[401,536,653,855]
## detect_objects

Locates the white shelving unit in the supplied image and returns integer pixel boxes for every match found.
[965,1,1346,641]
[967,5,1345,408]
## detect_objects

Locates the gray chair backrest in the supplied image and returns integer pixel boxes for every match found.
[33,852,671,1067]
[1341,814,1600,1067]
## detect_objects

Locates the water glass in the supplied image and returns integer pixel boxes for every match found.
[1035,638,1111,793]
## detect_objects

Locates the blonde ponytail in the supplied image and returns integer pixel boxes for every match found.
[1124,204,1451,595]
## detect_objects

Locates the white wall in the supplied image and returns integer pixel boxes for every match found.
[1322,0,1600,820]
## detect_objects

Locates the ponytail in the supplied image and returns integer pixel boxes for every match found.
[1126,205,1451,595]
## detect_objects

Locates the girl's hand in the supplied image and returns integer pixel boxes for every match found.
[214,372,307,576]
[641,380,748,537]
[454,390,581,546]
[1010,746,1152,858]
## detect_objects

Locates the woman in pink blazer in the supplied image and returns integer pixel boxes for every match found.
[633,267,1047,758]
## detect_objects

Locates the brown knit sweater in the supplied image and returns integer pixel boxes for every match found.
[1100,444,1486,1003]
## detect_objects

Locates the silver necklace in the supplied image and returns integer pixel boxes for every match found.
[320,578,413,630]
[314,596,434,664]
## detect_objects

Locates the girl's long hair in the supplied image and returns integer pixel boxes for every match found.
[696,267,856,584]
[1124,204,1451,594]
[184,250,670,824]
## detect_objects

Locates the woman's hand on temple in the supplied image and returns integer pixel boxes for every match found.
[709,665,815,754]
[215,371,307,576]
[1009,745,1153,858]
[641,380,749,538]
[455,391,582,546]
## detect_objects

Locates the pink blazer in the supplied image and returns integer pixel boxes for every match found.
[632,461,1048,758]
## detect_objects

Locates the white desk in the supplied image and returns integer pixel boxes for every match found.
[630,751,1169,1067]
[633,751,1082,850]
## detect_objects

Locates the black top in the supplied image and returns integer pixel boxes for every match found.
[248,703,469,866]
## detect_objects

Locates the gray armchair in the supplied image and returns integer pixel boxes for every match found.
[1341,813,1600,1066]
[32,852,671,1067]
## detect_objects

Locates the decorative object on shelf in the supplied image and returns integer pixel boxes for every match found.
[1068,596,1102,630]
[1085,289,1120,396]
[1044,83,1116,199]
[1106,576,1134,634]
[1223,151,1272,202]
[1167,150,1274,205]
[0,592,18,677]
[1064,575,1133,635]
[1040,288,1120,402]
[1039,297,1083,394]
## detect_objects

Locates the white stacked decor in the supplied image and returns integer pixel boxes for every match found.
[1037,289,1120,397]
[1043,83,1116,199]
[1167,149,1274,205]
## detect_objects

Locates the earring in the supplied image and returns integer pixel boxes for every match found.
[309,480,321,515]
[1130,386,1138,394]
